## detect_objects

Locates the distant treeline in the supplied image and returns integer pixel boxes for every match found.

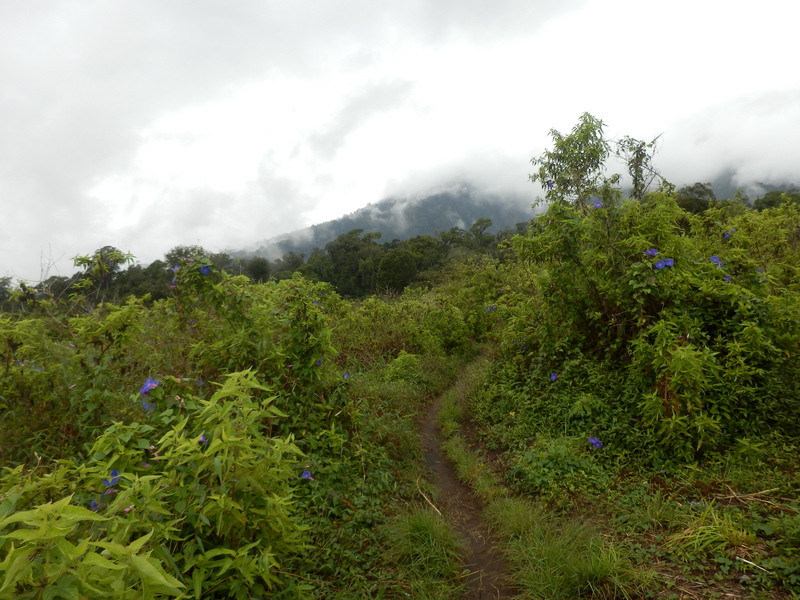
[2,185,797,310]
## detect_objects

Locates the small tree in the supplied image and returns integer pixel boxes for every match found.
[377,248,417,294]
[676,182,716,214]
[246,256,271,283]
[529,113,620,212]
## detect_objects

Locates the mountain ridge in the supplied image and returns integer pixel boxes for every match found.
[234,183,537,259]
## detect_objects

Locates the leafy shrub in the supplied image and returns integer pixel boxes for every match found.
[0,371,307,599]
[477,194,800,463]
[507,437,608,504]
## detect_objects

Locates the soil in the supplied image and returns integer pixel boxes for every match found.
[420,397,515,600]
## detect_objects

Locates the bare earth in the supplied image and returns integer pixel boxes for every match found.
[420,398,515,600]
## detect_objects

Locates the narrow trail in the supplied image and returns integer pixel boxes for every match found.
[420,397,515,600]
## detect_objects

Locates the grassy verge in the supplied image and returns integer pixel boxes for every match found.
[436,355,800,599]
[437,356,657,600]
[283,350,470,598]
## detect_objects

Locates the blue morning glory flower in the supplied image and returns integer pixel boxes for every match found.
[547,181,554,190]
[198,433,208,444]
[315,359,323,366]
[103,469,121,487]
[142,399,155,410]
[723,275,731,282]
[140,377,159,396]
[710,256,720,264]
[301,470,315,480]
[644,248,658,257]
[90,498,104,511]
[593,200,603,208]
[664,258,674,267]
[588,437,603,449]
[654,260,666,269]
[343,372,350,379]
[723,232,730,239]
[550,372,557,381]
[200,265,211,275]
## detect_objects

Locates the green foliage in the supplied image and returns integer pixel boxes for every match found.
[0,371,306,598]
[753,188,800,211]
[530,112,620,212]
[666,503,754,560]
[487,498,653,599]
[676,182,716,213]
[71,246,135,304]
[376,248,417,293]
[507,437,607,505]
[383,509,466,599]
[476,189,800,463]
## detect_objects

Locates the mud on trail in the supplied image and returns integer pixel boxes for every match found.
[419,397,515,600]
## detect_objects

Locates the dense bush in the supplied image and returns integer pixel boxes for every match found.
[475,194,800,463]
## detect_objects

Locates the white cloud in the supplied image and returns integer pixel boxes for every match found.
[1,0,798,281]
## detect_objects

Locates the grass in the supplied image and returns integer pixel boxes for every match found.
[435,355,656,599]
[666,503,756,559]
[382,508,467,599]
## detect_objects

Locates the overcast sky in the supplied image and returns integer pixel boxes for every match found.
[2,0,798,282]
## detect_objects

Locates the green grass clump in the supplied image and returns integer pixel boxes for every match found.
[487,498,654,600]
[383,508,467,599]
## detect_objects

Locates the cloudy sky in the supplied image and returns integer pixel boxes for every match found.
[2,0,798,282]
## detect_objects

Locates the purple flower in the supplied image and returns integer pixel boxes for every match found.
[710,256,721,265]
[550,372,557,381]
[588,437,603,449]
[654,260,666,270]
[102,469,121,487]
[723,275,731,282]
[723,232,731,239]
[644,248,658,257]
[104,488,119,495]
[593,200,603,208]
[664,258,674,267]
[140,377,159,396]
[301,470,315,480]
[142,399,155,411]
[171,265,180,272]
[198,433,208,444]
[730,228,737,233]
[315,360,323,366]
[547,181,555,190]
[200,265,211,275]
[90,498,105,512]
[343,372,350,379]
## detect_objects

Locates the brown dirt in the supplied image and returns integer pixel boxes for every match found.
[420,397,515,600]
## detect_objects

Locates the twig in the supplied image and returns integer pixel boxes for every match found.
[717,485,798,514]
[417,480,443,516]
[736,556,771,574]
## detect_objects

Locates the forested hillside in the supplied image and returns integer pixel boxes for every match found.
[244,184,534,260]
[1,114,799,599]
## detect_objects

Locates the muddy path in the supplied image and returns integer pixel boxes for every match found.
[419,397,515,600]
